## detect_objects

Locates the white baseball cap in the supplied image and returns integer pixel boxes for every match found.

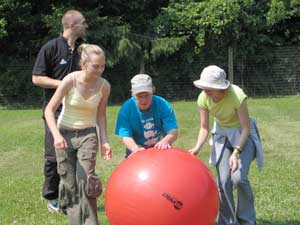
[131,74,153,94]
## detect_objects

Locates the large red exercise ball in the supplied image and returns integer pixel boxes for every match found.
[104,147,219,225]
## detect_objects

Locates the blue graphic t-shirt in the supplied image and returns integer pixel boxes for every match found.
[115,95,178,152]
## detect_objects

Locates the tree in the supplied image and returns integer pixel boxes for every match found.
[154,0,300,82]
[267,0,300,44]
[97,0,172,73]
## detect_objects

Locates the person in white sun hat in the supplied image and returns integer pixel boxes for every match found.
[189,65,263,225]
[115,74,178,158]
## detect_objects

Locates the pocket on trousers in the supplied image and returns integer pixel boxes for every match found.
[86,175,102,198]
[56,155,68,176]
[81,151,96,161]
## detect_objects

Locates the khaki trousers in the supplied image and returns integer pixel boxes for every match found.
[56,127,102,225]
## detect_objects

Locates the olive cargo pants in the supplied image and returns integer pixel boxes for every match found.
[56,127,102,225]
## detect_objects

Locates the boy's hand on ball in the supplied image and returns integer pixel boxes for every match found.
[154,140,171,150]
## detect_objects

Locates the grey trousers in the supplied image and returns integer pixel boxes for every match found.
[56,127,102,225]
[216,137,256,225]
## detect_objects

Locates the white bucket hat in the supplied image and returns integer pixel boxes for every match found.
[131,74,153,94]
[193,65,230,90]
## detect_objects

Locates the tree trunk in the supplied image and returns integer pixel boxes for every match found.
[228,46,234,83]
[139,56,145,74]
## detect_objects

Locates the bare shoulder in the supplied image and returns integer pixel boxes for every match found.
[101,78,111,92]
[60,72,77,89]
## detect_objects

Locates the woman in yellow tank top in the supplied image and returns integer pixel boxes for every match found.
[45,44,112,225]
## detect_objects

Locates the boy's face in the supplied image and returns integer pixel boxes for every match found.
[134,92,153,111]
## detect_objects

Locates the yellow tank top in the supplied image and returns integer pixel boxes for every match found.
[58,74,105,129]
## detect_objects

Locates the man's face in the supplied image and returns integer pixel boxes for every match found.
[134,92,153,111]
[73,14,88,38]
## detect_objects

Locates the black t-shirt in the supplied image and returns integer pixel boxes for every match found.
[32,36,83,109]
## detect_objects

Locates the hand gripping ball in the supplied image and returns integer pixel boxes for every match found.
[104,147,218,225]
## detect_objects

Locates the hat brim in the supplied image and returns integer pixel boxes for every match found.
[193,80,230,90]
[131,86,153,94]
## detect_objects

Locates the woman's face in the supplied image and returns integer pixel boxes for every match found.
[85,54,105,77]
[203,88,226,101]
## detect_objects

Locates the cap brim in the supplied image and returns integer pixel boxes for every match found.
[193,80,230,90]
[131,86,153,94]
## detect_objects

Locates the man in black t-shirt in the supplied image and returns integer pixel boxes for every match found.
[32,10,87,213]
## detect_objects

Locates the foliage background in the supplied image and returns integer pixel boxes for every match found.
[0,0,299,106]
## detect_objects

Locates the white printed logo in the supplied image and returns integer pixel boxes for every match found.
[144,122,154,130]
[60,59,67,65]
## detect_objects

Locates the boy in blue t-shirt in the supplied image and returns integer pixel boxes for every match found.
[115,74,178,157]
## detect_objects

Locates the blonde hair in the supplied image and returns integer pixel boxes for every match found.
[78,44,105,64]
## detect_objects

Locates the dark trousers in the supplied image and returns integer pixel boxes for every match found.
[43,119,60,200]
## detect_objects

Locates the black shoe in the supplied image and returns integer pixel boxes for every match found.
[60,205,67,215]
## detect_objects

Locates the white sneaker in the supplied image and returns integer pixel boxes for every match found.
[47,199,60,213]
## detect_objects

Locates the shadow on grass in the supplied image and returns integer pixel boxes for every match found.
[258,220,300,225]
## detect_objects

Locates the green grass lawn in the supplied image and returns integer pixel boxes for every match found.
[0,96,300,225]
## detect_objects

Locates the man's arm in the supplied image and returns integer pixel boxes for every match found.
[154,129,178,150]
[32,75,62,89]
[122,137,145,154]
[154,97,179,149]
